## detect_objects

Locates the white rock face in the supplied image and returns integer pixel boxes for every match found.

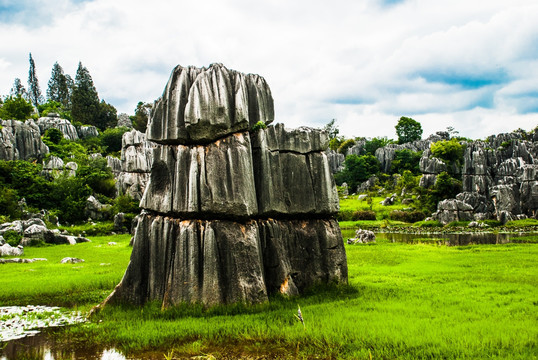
[37,117,79,141]
[0,120,49,160]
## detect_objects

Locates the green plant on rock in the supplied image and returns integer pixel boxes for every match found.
[251,121,267,131]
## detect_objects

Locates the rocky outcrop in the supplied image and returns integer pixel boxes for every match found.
[0,120,48,161]
[37,116,79,141]
[78,125,99,139]
[0,218,90,246]
[105,64,346,308]
[84,195,112,221]
[326,149,345,173]
[432,199,474,225]
[147,63,274,144]
[115,129,155,201]
[117,113,133,128]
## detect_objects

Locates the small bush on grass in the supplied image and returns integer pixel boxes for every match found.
[446,221,471,227]
[3,230,22,247]
[389,210,426,223]
[59,221,114,236]
[337,210,377,221]
[414,220,443,227]
[504,218,538,227]
[481,219,502,227]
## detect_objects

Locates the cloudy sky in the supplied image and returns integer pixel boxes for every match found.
[1,0,537,139]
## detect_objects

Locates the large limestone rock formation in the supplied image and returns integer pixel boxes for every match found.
[115,129,155,201]
[0,119,49,161]
[36,115,79,141]
[106,64,347,307]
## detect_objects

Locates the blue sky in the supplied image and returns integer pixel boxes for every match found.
[1,0,537,139]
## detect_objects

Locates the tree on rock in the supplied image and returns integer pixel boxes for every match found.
[47,62,71,109]
[10,78,27,98]
[395,116,422,144]
[71,62,100,127]
[0,95,34,121]
[27,53,44,109]
[131,101,152,132]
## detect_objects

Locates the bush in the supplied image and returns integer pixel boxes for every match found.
[3,230,22,247]
[414,220,443,227]
[352,210,376,220]
[446,221,471,227]
[389,210,426,223]
[251,121,267,131]
[100,127,129,155]
[0,95,34,121]
[59,221,114,236]
[504,219,538,227]
[391,149,422,175]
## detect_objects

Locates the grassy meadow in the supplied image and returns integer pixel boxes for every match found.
[1,230,537,359]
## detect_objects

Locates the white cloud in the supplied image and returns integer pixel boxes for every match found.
[0,0,537,139]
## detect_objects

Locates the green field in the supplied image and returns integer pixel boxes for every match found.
[1,232,537,359]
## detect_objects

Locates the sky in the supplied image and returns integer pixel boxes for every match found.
[1,0,537,140]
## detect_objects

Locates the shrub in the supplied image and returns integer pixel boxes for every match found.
[3,230,22,247]
[352,210,376,221]
[337,139,356,154]
[414,220,443,227]
[389,210,426,223]
[251,121,267,131]
[391,149,422,175]
[59,221,114,236]
[446,221,471,227]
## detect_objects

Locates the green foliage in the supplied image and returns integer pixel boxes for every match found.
[414,220,443,227]
[3,230,22,247]
[481,219,502,227]
[395,116,423,144]
[71,62,100,127]
[430,138,465,164]
[391,149,422,174]
[337,138,355,154]
[323,119,339,140]
[434,171,462,199]
[0,186,20,219]
[96,100,118,130]
[27,53,44,108]
[59,222,115,237]
[131,101,151,133]
[328,137,344,151]
[101,127,129,155]
[46,62,71,109]
[389,210,426,223]
[363,137,392,156]
[113,194,140,214]
[0,95,34,120]
[10,78,27,98]
[77,157,116,198]
[446,220,471,227]
[37,100,71,120]
[43,128,64,145]
[250,120,267,131]
[334,154,380,191]
[504,218,538,227]
[337,210,376,221]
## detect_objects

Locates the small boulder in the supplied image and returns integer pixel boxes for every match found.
[60,257,84,264]
[347,229,376,244]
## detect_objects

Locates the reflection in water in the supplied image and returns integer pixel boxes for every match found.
[0,332,126,360]
[340,230,527,246]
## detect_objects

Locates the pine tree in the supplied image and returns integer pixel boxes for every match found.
[27,53,43,108]
[47,62,70,108]
[71,62,100,127]
[10,78,27,98]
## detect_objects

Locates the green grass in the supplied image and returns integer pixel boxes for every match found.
[2,233,537,359]
[339,196,408,219]
[0,234,131,307]
[67,238,538,359]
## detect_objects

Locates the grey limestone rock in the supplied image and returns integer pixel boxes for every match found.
[37,117,79,141]
[78,125,99,139]
[147,63,274,144]
[325,149,345,173]
[106,156,122,177]
[0,244,24,257]
[433,199,474,225]
[419,149,447,174]
[0,119,49,160]
[117,113,133,128]
[104,64,346,308]
[141,132,258,218]
[85,195,112,221]
[347,229,376,244]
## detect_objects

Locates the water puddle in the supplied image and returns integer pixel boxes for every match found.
[341,229,536,246]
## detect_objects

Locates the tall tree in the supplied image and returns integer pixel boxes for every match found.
[96,100,118,130]
[10,78,27,98]
[71,62,100,127]
[395,116,423,144]
[47,62,71,109]
[27,53,43,109]
[131,101,151,132]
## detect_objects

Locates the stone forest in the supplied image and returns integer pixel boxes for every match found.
[0,63,537,359]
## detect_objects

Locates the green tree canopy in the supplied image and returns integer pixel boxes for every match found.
[47,62,71,109]
[395,116,423,144]
[27,53,43,109]
[10,78,27,98]
[131,101,152,133]
[334,154,380,191]
[71,62,100,127]
[0,95,34,121]
[391,149,422,175]
[430,139,465,163]
[323,119,340,140]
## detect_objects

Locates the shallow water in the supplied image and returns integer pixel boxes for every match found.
[341,229,533,245]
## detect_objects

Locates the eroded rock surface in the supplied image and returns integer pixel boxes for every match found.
[0,120,48,161]
[106,64,347,307]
